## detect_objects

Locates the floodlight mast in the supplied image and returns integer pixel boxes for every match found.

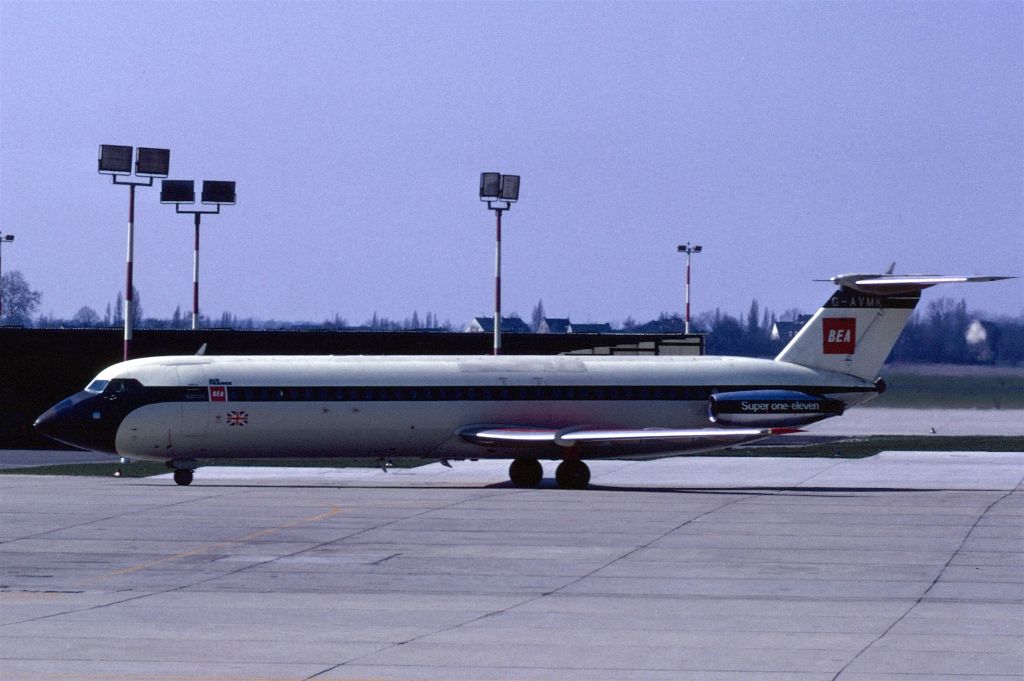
[479,173,520,355]
[677,242,702,334]
[161,180,236,330]
[98,145,170,361]
[0,232,14,320]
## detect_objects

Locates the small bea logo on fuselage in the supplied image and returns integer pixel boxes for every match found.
[823,317,856,354]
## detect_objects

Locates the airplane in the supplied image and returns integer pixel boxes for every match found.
[34,270,1012,489]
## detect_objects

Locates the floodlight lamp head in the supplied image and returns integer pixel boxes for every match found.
[499,174,520,202]
[161,180,196,204]
[2,235,14,242]
[135,148,170,177]
[201,180,236,205]
[479,172,501,200]
[694,245,702,253]
[98,145,134,175]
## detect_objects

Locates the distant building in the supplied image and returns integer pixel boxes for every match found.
[965,319,1000,363]
[538,317,571,334]
[537,318,614,334]
[771,315,813,343]
[628,316,685,334]
[465,316,532,334]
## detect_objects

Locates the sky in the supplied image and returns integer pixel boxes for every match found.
[1,0,1021,329]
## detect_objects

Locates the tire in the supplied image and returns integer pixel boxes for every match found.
[508,458,543,488]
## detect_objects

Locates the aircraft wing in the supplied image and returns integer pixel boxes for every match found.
[460,426,799,447]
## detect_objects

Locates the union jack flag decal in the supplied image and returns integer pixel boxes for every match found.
[226,411,249,426]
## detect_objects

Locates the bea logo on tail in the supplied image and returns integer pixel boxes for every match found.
[823,318,856,354]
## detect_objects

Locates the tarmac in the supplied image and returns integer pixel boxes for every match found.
[1,450,1022,681]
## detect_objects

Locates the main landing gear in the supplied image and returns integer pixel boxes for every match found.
[508,458,543,488]
[555,459,590,490]
[173,469,194,486]
[508,457,591,490]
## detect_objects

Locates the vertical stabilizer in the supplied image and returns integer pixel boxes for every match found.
[775,288,920,381]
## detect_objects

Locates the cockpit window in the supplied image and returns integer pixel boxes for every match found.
[85,380,109,393]
[105,378,144,395]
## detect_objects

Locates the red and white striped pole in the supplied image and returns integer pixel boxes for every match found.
[479,172,519,355]
[123,184,136,361]
[192,212,201,330]
[678,242,701,335]
[685,248,691,335]
[494,208,502,356]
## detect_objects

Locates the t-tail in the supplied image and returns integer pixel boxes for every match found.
[775,270,1014,382]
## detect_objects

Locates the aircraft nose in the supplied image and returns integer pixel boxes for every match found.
[34,399,77,442]
[34,393,117,454]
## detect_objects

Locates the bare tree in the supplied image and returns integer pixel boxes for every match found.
[71,306,101,327]
[1,270,42,326]
[530,299,546,332]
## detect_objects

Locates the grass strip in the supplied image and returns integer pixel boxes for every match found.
[730,435,1024,458]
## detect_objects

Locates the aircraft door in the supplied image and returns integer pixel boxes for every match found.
[176,369,212,439]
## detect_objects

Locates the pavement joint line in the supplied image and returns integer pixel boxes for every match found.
[154,487,524,604]
[0,491,230,546]
[68,505,347,589]
[782,457,850,489]
[319,489,762,676]
[826,486,1019,681]
[3,452,1020,680]
[0,504,349,630]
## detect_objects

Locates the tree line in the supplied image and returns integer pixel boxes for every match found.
[3,270,1021,364]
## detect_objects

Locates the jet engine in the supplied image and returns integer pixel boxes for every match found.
[708,390,844,427]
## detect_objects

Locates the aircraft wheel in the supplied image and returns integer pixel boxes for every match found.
[173,469,194,486]
[555,460,590,490]
[508,458,543,488]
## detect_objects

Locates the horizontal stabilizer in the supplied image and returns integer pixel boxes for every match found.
[830,273,1014,295]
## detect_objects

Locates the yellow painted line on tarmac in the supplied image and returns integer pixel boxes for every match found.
[71,505,345,588]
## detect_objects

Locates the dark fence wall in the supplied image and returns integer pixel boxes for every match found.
[1,328,695,449]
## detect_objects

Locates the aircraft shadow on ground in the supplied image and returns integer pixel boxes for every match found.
[123,479,941,496]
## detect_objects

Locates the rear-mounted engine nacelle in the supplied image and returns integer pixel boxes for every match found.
[708,390,844,427]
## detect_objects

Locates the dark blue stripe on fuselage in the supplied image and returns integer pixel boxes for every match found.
[220,384,876,403]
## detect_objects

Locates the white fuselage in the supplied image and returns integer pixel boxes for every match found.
[87,354,874,462]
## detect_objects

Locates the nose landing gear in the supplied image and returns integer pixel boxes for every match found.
[168,460,198,486]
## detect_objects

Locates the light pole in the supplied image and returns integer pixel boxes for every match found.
[479,173,520,355]
[0,233,14,320]
[99,145,170,361]
[161,180,236,329]
[677,242,702,334]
